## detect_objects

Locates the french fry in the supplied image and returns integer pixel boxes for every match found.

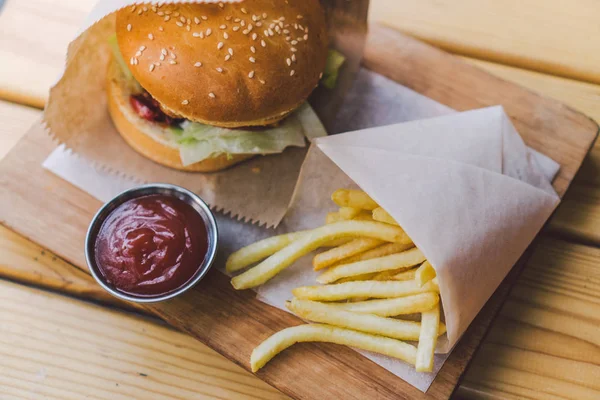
[327,293,440,317]
[313,238,385,271]
[226,231,308,273]
[287,299,446,341]
[250,324,417,372]
[416,261,437,287]
[317,248,426,284]
[231,221,412,290]
[338,207,362,219]
[330,242,415,268]
[326,210,372,224]
[416,304,441,372]
[322,238,354,247]
[389,268,417,281]
[372,207,399,225]
[336,272,378,283]
[331,189,379,210]
[292,279,439,301]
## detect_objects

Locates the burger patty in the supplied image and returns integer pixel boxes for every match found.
[129,91,183,126]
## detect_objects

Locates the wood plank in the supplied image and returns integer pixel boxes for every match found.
[370,0,600,85]
[459,238,600,399]
[0,0,94,108]
[0,100,39,159]
[0,279,287,400]
[1,26,596,399]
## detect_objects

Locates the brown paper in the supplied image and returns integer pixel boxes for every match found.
[43,0,368,227]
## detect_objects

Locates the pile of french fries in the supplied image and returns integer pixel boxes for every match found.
[227,189,442,373]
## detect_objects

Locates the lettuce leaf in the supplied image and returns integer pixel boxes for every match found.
[321,49,346,89]
[107,34,133,81]
[177,103,326,166]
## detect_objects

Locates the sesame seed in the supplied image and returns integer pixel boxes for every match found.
[143,6,148,12]
[217,42,224,49]
[216,67,223,73]
[135,51,142,57]
[148,33,154,40]
[234,18,241,22]
[160,54,165,61]
[182,100,189,105]
[241,7,247,14]
[201,15,208,20]
[285,36,291,41]
[259,79,265,84]
[240,20,246,27]
[283,29,289,34]
[248,24,253,31]
[140,45,146,51]
[170,52,176,59]
[220,24,227,29]
[129,57,135,65]
[127,24,132,31]
[158,26,164,31]
[291,40,298,45]
[250,46,256,53]
[176,21,184,27]
[275,25,281,33]
[297,14,303,19]
[158,11,164,16]
[206,28,212,36]
[262,13,267,18]
[299,24,305,31]
[137,9,142,15]
[249,57,256,63]
[169,60,177,65]
[209,92,216,98]
[252,15,258,21]
[152,6,157,12]
[180,16,186,23]
[233,26,240,31]
[173,12,180,17]
[225,55,231,61]
[290,70,295,76]
[130,5,136,12]
[252,33,258,40]
[256,22,262,27]
[154,62,160,66]
[228,48,234,55]
[291,47,297,52]
[224,32,229,39]
[286,58,291,66]
[164,15,170,21]
[194,17,200,24]
[261,40,266,47]
[319,72,323,79]
[194,62,202,67]
[248,70,255,78]
[193,32,202,37]
[149,64,155,72]
[165,10,172,15]
[304,34,308,40]
[186,25,191,31]
[242,30,249,35]
[291,54,296,62]
[218,2,224,8]
[268,28,274,35]
[269,23,275,29]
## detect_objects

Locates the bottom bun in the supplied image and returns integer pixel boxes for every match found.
[106,60,255,172]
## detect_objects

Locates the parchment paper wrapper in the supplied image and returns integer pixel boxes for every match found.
[43,69,560,392]
[43,0,368,227]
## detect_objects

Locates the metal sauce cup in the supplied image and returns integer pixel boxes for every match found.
[85,183,218,303]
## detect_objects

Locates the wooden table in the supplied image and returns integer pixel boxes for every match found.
[1,1,599,398]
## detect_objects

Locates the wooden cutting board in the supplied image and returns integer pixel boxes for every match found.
[0,25,597,399]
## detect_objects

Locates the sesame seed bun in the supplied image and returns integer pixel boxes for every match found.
[107,58,254,172]
[115,1,328,128]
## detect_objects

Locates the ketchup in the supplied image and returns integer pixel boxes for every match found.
[95,194,208,297]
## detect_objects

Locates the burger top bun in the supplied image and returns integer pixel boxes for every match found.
[116,1,328,128]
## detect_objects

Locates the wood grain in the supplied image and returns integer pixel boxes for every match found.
[370,0,600,85]
[0,279,287,400]
[459,238,600,399]
[0,26,597,399]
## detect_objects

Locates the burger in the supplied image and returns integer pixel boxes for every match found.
[107,0,342,172]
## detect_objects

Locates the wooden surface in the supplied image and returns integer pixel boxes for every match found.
[1,0,600,399]
[1,22,597,400]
